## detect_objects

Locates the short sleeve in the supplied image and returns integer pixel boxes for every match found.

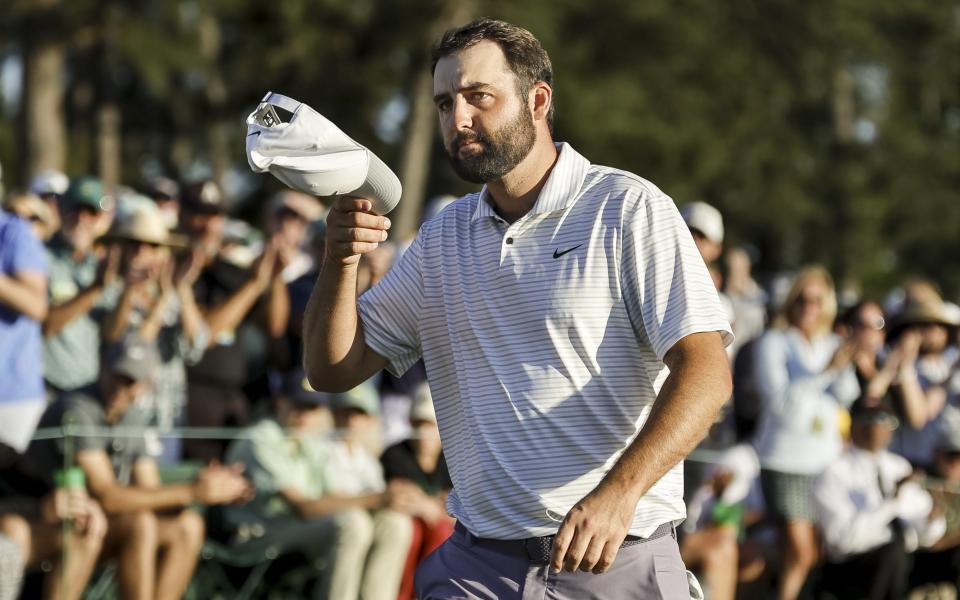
[6,218,48,276]
[621,194,733,361]
[61,400,108,453]
[357,233,425,377]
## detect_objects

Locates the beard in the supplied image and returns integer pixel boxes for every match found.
[445,106,537,184]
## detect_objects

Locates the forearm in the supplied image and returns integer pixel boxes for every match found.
[0,274,47,321]
[177,286,204,344]
[600,342,731,503]
[294,492,384,518]
[266,274,290,339]
[102,288,137,343]
[95,483,195,514]
[203,278,263,346]
[43,285,103,337]
[302,262,370,392]
[138,293,172,341]
[894,368,929,429]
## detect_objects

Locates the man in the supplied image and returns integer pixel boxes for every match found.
[181,179,290,461]
[28,169,69,234]
[813,404,945,600]
[225,375,417,600]
[24,334,252,600]
[303,18,732,598]
[42,176,116,394]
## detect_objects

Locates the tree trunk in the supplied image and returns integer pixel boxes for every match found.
[22,0,67,178]
[97,103,122,188]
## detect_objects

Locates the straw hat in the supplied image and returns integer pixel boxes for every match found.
[887,298,960,338]
[100,203,187,248]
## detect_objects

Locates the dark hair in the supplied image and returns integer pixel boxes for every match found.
[431,18,554,130]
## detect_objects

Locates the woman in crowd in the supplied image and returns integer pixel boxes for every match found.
[752,266,860,600]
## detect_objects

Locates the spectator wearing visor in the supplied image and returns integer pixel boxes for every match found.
[42,176,116,395]
[146,176,181,232]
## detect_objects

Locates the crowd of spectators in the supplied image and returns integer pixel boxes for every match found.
[1,171,959,599]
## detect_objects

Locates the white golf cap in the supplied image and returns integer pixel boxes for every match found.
[681,201,724,245]
[29,169,70,197]
[246,92,401,216]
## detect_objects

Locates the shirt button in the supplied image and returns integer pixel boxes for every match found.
[506,237,514,245]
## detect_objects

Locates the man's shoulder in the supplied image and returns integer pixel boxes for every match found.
[42,392,105,427]
[582,164,668,203]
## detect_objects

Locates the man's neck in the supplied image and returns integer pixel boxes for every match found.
[486,138,559,223]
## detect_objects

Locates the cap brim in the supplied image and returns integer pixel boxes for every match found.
[348,149,402,215]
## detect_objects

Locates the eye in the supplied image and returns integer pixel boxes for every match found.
[471,92,491,103]
[437,99,452,113]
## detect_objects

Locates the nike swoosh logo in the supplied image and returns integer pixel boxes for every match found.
[247,131,261,137]
[553,244,583,259]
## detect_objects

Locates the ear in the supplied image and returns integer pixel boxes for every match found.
[529,81,552,123]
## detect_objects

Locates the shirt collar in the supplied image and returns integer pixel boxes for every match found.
[471,142,590,223]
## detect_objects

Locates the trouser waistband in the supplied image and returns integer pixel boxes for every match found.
[453,521,674,565]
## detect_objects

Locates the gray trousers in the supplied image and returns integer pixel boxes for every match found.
[414,523,690,599]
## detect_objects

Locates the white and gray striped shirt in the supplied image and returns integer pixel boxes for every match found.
[358,143,733,539]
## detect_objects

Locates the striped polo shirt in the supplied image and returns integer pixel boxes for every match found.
[358,143,733,539]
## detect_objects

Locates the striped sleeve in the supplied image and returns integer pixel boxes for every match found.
[356,232,425,377]
[621,193,734,361]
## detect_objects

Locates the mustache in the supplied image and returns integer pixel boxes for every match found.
[452,130,490,149]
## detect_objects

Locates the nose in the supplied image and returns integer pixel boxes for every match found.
[452,95,474,133]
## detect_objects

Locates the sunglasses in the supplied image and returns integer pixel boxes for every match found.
[796,294,824,307]
[855,316,886,331]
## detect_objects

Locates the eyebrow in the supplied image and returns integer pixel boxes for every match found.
[433,82,493,104]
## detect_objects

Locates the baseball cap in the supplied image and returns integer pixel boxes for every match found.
[63,176,113,212]
[850,403,899,429]
[29,169,70,197]
[147,176,180,201]
[246,92,401,216]
[681,201,724,245]
[330,380,380,415]
[106,335,161,383]
[280,369,333,407]
[181,180,226,214]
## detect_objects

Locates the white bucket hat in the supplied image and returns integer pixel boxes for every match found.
[246,92,401,216]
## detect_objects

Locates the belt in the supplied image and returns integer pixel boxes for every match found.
[453,521,674,566]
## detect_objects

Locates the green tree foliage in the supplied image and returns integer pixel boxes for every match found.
[2,0,957,296]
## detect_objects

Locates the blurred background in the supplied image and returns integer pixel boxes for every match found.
[2,0,958,295]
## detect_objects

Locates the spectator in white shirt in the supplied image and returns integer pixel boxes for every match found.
[814,404,945,600]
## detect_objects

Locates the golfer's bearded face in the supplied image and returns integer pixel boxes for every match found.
[434,40,537,184]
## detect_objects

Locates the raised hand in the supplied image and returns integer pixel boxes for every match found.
[325,197,391,266]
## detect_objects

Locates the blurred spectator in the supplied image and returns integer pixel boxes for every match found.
[28,169,69,235]
[887,297,960,469]
[724,246,767,357]
[680,445,760,600]
[266,190,323,282]
[146,176,181,231]
[98,201,208,461]
[681,201,727,291]
[813,404,945,600]
[751,266,860,600]
[910,411,960,591]
[179,180,290,461]
[42,176,115,394]
[225,377,416,600]
[285,219,326,370]
[0,482,106,600]
[381,382,454,600]
[24,334,251,600]
[0,207,49,453]
[4,192,55,241]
